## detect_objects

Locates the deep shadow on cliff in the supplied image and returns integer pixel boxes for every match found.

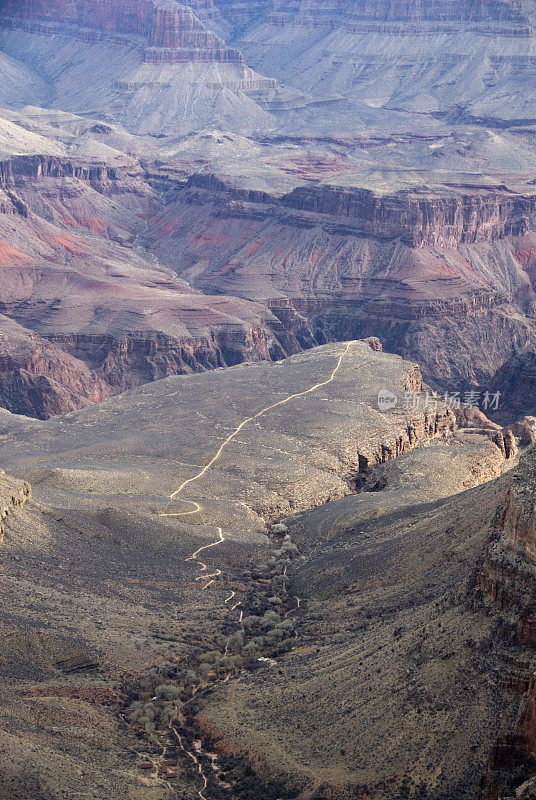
[196,441,536,800]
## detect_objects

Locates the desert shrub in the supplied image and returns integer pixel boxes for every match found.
[184,669,198,685]
[221,655,244,672]
[273,638,295,655]
[271,523,288,534]
[241,615,261,632]
[260,611,281,628]
[198,650,223,666]
[155,684,183,701]
[281,541,298,556]
[227,630,245,650]
[128,702,156,731]
[276,619,295,634]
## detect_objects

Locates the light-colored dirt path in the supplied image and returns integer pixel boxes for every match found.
[160,343,352,798]
[159,341,352,522]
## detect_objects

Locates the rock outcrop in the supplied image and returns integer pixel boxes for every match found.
[476,448,536,798]
[144,1,243,63]
[0,470,31,542]
[0,0,280,136]
[507,417,536,446]
[490,352,536,422]
[0,153,304,418]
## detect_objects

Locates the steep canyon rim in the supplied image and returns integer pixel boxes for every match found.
[3,1,536,416]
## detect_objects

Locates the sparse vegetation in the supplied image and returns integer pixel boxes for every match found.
[123,520,302,796]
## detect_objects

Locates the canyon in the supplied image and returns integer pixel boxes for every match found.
[2,2,536,416]
[2,2,536,800]
[0,340,534,800]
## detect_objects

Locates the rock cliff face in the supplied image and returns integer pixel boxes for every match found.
[281,184,535,248]
[476,449,536,798]
[145,2,243,63]
[144,173,536,389]
[0,0,279,135]
[163,170,536,255]
[3,0,152,33]
[490,352,536,422]
[478,457,536,646]
[268,0,526,24]
[0,152,305,418]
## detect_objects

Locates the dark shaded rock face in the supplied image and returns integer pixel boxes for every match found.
[490,353,536,422]
[476,449,536,799]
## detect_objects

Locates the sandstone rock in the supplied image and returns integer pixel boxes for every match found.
[0,0,280,136]
[363,336,382,352]
[507,417,536,447]
[455,404,501,431]
[491,428,518,461]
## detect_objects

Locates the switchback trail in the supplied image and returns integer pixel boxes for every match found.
[159,341,352,522]
[158,342,352,799]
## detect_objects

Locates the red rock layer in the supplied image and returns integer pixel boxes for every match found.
[184,172,536,248]
[0,154,301,418]
[144,2,244,62]
[280,184,534,247]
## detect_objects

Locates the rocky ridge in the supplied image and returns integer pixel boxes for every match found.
[0,0,282,136]
[0,150,306,417]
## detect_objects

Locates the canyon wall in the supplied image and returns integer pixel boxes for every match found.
[268,0,527,24]
[476,448,536,798]
[1,0,245,63]
[2,0,153,34]
[0,153,304,418]
[0,0,278,135]
[183,172,536,250]
[145,2,243,63]
[145,173,536,389]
